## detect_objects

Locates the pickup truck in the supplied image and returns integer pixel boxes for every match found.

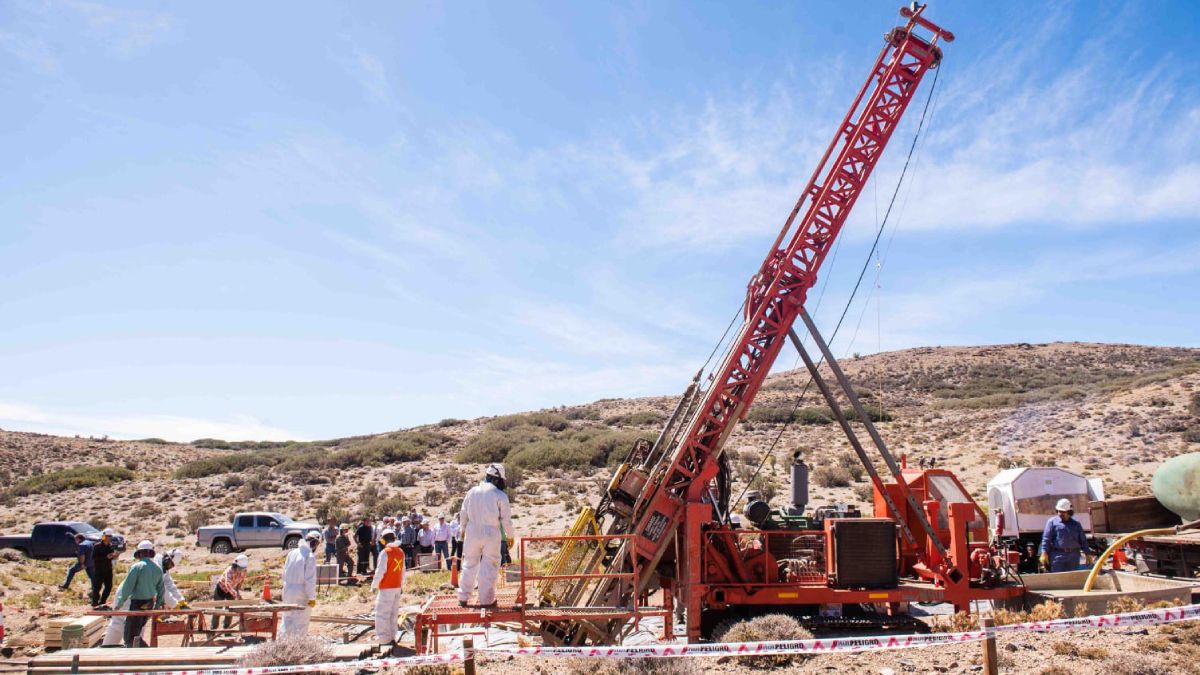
[196,512,321,554]
[0,522,126,560]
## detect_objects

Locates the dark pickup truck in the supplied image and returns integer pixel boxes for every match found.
[0,522,125,560]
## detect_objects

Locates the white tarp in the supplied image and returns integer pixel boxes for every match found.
[986,467,1099,537]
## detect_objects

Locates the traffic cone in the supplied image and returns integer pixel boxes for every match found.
[262,577,272,602]
[450,557,459,587]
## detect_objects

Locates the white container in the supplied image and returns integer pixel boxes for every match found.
[986,467,1103,537]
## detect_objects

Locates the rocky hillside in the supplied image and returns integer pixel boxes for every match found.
[1,342,1197,545]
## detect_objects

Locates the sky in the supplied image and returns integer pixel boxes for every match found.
[1,1,1198,442]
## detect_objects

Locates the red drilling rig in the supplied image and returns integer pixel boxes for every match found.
[414,4,1025,652]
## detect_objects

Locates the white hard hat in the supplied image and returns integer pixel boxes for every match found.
[1055,498,1073,512]
[305,530,321,541]
[103,528,115,537]
[136,540,154,552]
[486,463,506,481]
[234,554,250,568]
[379,528,395,538]
[168,548,183,565]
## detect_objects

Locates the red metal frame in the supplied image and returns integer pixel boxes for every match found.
[414,533,673,653]
[625,6,958,641]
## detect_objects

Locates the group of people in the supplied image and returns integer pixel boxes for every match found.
[60,528,120,608]
[68,462,514,650]
[321,512,462,581]
[277,462,514,645]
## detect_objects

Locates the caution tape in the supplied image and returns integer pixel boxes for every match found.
[38,602,1200,675]
[992,601,1200,634]
[87,649,464,675]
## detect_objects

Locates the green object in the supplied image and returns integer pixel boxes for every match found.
[113,558,165,609]
[1152,452,1200,521]
[61,624,84,650]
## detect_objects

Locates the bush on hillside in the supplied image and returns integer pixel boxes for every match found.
[7,466,135,497]
[745,406,833,425]
[456,426,550,463]
[812,465,853,488]
[174,432,452,479]
[603,411,666,427]
[487,412,570,432]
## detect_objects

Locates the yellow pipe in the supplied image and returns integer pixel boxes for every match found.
[1082,518,1200,592]
[1082,527,1175,592]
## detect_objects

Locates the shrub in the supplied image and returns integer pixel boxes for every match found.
[6,466,135,497]
[812,465,853,488]
[603,411,666,427]
[185,508,211,532]
[555,657,699,675]
[565,408,601,421]
[852,483,874,502]
[1107,596,1144,614]
[795,407,834,425]
[238,636,332,667]
[436,418,465,427]
[456,427,549,463]
[487,412,570,432]
[389,472,416,487]
[717,614,813,668]
[745,406,794,424]
[138,438,170,445]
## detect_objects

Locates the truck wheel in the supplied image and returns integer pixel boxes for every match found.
[211,540,232,555]
[284,536,300,550]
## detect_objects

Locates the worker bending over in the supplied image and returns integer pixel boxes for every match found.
[371,528,405,648]
[112,541,164,648]
[1039,498,1092,573]
[280,531,320,637]
[103,548,181,646]
[457,463,514,608]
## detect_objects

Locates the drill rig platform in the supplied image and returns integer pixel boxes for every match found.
[414,4,1026,652]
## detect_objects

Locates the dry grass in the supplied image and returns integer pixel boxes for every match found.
[930,611,978,633]
[237,636,334,667]
[1107,596,1145,614]
[1051,641,1108,659]
[717,614,813,669]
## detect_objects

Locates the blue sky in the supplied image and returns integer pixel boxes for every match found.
[2,1,1198,442]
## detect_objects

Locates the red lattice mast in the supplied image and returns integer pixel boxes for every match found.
[629,5,954,573]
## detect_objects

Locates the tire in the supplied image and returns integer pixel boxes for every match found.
[211,539,233,555]
[284,536,300,550]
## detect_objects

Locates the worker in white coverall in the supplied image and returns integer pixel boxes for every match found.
[280,530,319,637]
[102,549,184,647]
[457,463,514,608]
[371,528,405,648]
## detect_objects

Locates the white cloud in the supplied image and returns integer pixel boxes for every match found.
[60,0,174,56]
[342,45,392,106]
[0,402,303,442]
[513,302,666,359]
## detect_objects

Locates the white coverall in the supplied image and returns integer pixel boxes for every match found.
[103,556,182,646]
[371,545,405,644]
[279,544,317,638]
[456,480,514,606]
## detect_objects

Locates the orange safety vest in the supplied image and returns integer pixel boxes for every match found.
[379,543,405,589]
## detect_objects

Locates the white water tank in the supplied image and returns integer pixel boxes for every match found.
[986,467,1104,537]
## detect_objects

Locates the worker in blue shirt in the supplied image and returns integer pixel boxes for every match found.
[1039,499,1092,573]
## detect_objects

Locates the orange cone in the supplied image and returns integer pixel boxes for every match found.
[262,577,272,602]
[450,557,459,587]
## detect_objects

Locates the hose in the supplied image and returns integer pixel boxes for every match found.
[1082,518,1200,592]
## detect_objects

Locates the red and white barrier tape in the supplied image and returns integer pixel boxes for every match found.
[46,602,1200,675]
[89,649,463,675]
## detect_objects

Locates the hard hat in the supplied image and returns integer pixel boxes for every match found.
[379,528,395,539]
[103,528,115,537]
[234,554,250,568]
[136,540,154,552]
[1055,498,1073,512]
[168,549,184,565]
[486,463,506,481]
[401,517,410,523]
[305,530,321,541]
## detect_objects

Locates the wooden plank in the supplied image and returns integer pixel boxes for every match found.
[310,615,376,626]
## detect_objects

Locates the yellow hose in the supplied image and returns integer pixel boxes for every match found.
[1082,518,1200,592]
[1082,527,1176,592]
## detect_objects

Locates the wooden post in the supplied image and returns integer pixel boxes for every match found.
[463,636,476,675]
[980,616,998,675]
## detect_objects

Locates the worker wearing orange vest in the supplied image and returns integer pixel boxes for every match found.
[370,528,405,645]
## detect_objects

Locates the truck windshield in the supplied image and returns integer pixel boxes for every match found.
[71,523,99,534]
[273,514,293,524]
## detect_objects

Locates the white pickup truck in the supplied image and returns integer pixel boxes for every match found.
[195,512,321,554]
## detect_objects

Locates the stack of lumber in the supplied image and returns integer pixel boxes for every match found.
[28,644,379,673]
[43,616,105,649]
